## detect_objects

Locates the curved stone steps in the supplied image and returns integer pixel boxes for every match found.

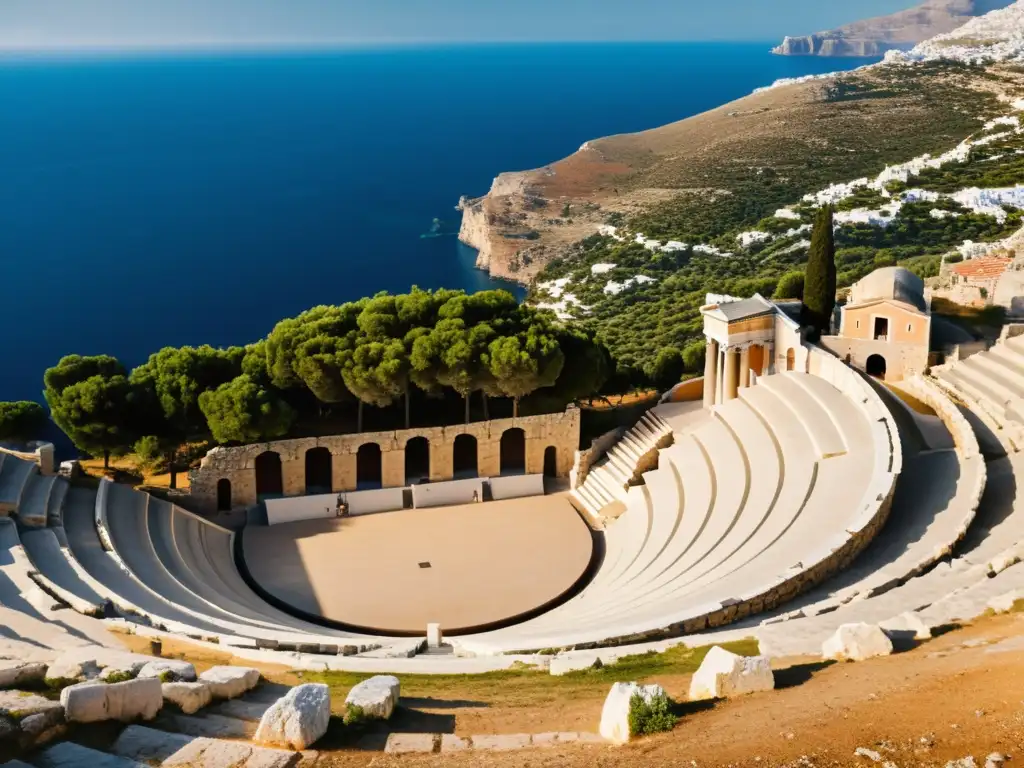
[21,527,106,616]
[17,474,55,528]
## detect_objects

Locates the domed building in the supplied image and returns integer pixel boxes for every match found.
[826,266,932,381]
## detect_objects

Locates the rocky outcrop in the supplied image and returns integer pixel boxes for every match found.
[688,647,775,701]
[345,675,400,721]
[772,0,1013,57]
[254,683,330,750]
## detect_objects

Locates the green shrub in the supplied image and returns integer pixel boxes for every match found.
[627,691,678,737]
[102,670,135,684]
[343,704,368,726]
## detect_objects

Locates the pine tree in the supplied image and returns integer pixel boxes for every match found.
[802,205,837,335]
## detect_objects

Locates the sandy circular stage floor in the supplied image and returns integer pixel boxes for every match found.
[241,494,594,634]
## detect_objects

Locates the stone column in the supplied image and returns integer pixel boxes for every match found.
[717,349,726,405]
[335,453,358,492]
[739,346,751,390]
[703,339,719,408]
[478,435,502,478]
[281,458,305,497]
[382,449,405,488]
[724,349,740,401]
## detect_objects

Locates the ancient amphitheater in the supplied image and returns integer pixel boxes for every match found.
[4,285,1024,763]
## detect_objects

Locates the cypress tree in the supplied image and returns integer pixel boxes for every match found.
[802,205,837,334]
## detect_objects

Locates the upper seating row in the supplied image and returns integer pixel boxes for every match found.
[456,365,900,655]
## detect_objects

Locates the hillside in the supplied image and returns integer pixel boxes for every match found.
[771,0,1012,57]
[458,7,1024,371]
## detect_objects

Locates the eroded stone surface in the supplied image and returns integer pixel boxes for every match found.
[137,659,197,683]
[61,678,162,723]
[198,666,260,699]
[0,661,47,689]
[0,690,63,721]
[441,734,471,752]
[822,623,894,661]
[385,733,437,754]
[689,646,775,701]
[254,683,331,750]
[345,675,400,720]
[471,734,532,750]
[599,682,667,744]
[162,682,213,715]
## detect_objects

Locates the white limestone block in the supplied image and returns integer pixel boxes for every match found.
[987,590,1024,614]
[688,646,775,701]
[879,612,935,640]
[254,683,330,750]
[345,675,400,720]
[197,666,260,700]
[598,682,667,744]
[33,741,144,768]
[822,623,894,661]
[137,660,197,683]
[0,660,47,689]
[61,678,163,723]
[427,623,443,648]
[162,682,212,715]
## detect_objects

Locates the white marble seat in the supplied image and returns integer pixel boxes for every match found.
[0,455,37,511]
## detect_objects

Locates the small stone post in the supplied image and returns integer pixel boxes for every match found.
[427,623,443,649]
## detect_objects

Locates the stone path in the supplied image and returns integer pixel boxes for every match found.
[378,731,605,755]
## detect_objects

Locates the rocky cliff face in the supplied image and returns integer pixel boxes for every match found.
[772,0,1012,57]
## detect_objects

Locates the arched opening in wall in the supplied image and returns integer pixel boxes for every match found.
[216,479,232,512]
[305,447,332,495]
[543,446,557,478]
[356,443,382,490]
[500,428,526,476]
[254,451,283,500]
[405,437,430,485]
[785,348,796,372]
[452,434,478,479]
[866,353,887,380]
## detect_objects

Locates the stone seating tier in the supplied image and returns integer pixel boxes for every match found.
[454,371,889,655]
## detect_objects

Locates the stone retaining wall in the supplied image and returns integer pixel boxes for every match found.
[189,409,579,513]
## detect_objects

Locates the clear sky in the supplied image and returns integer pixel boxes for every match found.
[0,1,923,48]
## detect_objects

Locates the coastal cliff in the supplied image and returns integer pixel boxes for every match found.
[772,0,1011,57]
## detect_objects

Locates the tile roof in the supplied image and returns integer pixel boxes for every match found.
[951,256,1012,281]
[702,294,776,322]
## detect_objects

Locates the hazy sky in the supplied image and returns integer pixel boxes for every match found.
[0,1,923,48]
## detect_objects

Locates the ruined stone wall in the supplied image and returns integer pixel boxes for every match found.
[189,409,580,513]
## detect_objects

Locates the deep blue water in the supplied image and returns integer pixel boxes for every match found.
[0,43,875,404]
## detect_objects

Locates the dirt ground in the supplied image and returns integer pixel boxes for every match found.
[121,612,1024,767]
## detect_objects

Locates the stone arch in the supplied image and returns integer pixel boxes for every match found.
[254,451,283,500]
[785,348,796,372]
[866,353,887,380]
[216,479,232,512]
[453,434,478,478]
[356,443,382,490]
[405,436,430,485]
[500,428,526,476]
[543,446,557,478]
[305,447,332,495]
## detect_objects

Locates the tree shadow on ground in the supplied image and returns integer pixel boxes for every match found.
[773,660,836,689]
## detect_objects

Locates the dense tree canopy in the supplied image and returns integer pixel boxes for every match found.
[42,289,613,471]
[43,355,137,468]
[802,206,838,335]
[199,375,296,445]
[0,402,48,443]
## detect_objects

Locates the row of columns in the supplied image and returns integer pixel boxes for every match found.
[703,340,769,408]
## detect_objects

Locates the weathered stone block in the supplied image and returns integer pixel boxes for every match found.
[345,675,400,720]
[689,646,774,701]
[138,660,197,683]
[198,666,260,699]
[162,682,212,715]
[61,677,163,723]
[822,623,894,661]
[598,682,667,744]
[254,683,330,750]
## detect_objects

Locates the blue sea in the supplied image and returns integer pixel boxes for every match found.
[0,43,875,405]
